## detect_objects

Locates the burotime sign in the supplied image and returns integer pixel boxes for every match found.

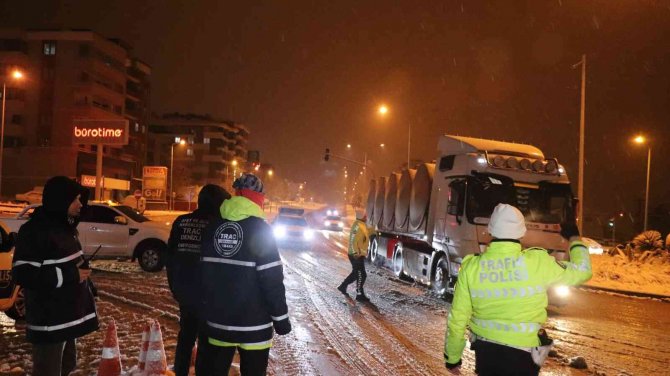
[72,119,129,145]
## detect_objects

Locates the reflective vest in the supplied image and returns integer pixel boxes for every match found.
[348,220,369,258]
[444,239,592,364]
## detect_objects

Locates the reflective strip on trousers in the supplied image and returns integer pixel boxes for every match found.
[207,321,273,331]
[27,312,97,332]
[470,285,545,299]
[472,318,541,333]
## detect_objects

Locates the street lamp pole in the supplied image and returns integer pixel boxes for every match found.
[1,69,24,198]
[170,139,185,211]
[643,145,651,232]
[407,122,411,168]
[575,54,587,233]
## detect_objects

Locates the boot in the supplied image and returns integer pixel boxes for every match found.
[337,284,349,296]
[355,294,370,302]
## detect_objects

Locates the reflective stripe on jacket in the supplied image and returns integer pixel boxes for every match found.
[444,239,592,364]
[348,220,369,258]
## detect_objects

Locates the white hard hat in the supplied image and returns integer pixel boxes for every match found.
[355,209,366,220]
[488,204,526,239]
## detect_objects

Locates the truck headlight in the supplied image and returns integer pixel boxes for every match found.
[338,221,344,228]
[273,226,287,238]
[324,220,331,226]
[554,285,570,298]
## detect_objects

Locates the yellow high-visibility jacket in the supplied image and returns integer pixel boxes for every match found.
[348,219,369,258]
[444,239,592,364]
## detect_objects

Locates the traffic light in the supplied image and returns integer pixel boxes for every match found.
[324,148,330,161]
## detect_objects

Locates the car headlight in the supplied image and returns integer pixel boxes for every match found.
[304,229,314,240]
[327,210,332,216]
[324,220,331,226]
[338,221,344,228]
[554,285,570,298]
[333,210,339,216]
[273,226,287,238]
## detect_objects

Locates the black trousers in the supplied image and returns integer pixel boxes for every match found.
[473,340,540,376]
[341,255,367,295]
[174,304,210,376]
[198,346,270,376]
[32,338,77,376]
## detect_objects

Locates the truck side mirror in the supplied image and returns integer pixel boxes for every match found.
[447,181,465,217]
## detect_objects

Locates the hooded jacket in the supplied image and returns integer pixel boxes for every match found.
[348,219,369,258]
[166,184,229,309]
[12,176,99,343]
[200,196,291,350]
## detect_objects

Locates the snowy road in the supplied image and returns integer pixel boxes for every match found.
[1,228,668,375]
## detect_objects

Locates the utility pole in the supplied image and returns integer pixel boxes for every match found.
[575,54,587,233]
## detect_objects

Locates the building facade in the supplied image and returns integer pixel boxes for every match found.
[147,113,249,200]
[0,29,150,199]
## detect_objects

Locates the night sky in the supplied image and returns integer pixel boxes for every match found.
[2,1,669,232]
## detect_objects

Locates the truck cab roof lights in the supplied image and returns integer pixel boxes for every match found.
[519,158,531,170]
[477,156,488,165]
[558,166,565,174]
[545,160,558,173]
[532,160,545,172]
[492,155,506,168]
[506,157,520,169]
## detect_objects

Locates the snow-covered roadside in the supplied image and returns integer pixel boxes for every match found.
[585,254,670,297]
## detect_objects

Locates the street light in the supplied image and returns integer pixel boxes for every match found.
[231,159,238,180]
[1,68,25,197]
[267,169,274,177]
[633,135,652,231]
[377,104,411,168]
[170,139,186,211]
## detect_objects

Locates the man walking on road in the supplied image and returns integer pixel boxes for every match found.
[12,176,99,376]
[337,209,371,302]
[199,173,291,375]
[444,204,592,376]
[166,184,230,376]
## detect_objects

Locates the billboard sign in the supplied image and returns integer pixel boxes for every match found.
[72,119,129,145]
[143,166,168,202]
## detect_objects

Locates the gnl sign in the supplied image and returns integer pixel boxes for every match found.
[72,119,129,145]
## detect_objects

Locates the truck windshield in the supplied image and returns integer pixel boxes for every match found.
[466,175,573,224]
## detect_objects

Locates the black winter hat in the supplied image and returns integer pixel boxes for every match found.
[198,184,230,215]
[42,176,89,217]
[232,173,264,193]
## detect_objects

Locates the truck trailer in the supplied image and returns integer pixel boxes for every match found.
[365,135,576,298]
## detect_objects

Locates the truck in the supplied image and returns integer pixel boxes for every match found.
[365,135,577,299]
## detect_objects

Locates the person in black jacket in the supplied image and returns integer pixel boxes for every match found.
[166,184,230,376]
[199,173,291,376]
[12,176,99,376]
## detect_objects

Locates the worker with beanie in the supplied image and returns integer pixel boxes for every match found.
[337,209,371,302]
[444,203,592,376]
[199,173,291,375]
[12,176,99,375]
[166,184,231,376]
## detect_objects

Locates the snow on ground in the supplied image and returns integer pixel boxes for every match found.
[585,254,670,296]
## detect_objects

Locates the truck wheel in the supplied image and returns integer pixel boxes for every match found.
[5,286,25,320]
[392,243,412,281]
[369,237,381,266]
[137,241,166,272]
[431,254,449,298]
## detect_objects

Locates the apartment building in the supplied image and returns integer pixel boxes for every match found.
[147,113,249,198]
[0,29,151,198]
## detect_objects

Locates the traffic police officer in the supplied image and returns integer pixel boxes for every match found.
[444,203,592,375]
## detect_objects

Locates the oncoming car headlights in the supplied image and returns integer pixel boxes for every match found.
[338,221,344,228]
[304,229,315,240]
[273,226,287,239]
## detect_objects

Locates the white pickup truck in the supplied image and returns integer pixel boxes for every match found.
[4,203,171,272]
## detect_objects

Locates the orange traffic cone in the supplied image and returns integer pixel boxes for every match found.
[97,319,122,376]
[137,321,151,372]
[190,343,197,367]
[144,320,168,376]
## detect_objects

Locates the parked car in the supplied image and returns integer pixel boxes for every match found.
[0,220,23,320]
[272,207,314,249]
[14,187,43,204]
[4,202,171,272]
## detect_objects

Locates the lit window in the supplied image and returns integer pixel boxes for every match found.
[204,137,210,144]
[134,123,139,132]
[141,125,146,133]
[175,137,181,143]
[43,41,56,55]
[186,149,194,156]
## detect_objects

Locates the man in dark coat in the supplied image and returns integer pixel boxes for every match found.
[12,176,99,376]
[166,184,230,376]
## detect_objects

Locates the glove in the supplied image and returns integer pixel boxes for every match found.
[273,318,292,335]
[560,222,580,240]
